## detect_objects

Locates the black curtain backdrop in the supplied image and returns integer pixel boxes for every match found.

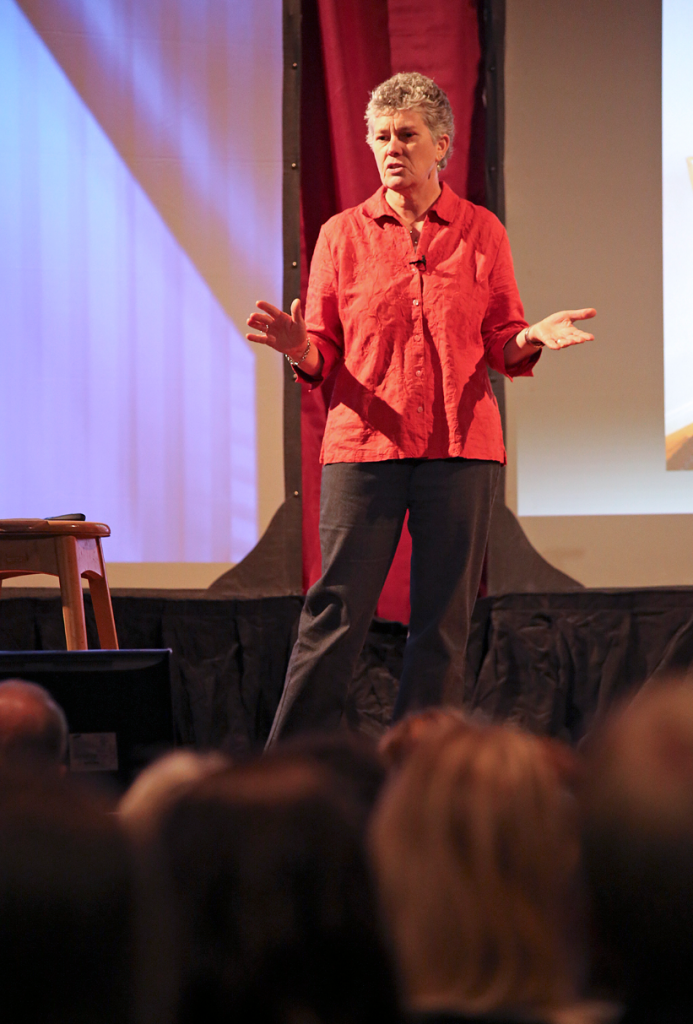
[3,589,693,756]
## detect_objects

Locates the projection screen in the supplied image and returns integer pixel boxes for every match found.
[663,0,693,469]
[0,0,284,587]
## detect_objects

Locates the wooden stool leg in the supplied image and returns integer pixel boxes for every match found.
[88,575,119,649]
[55,536,88,650]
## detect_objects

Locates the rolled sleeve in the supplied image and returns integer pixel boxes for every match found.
[297,226,344,388]
[481,230,539,379]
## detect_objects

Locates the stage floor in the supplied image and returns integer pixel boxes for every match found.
[2,587,693,755]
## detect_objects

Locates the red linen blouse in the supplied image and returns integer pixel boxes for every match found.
[300,183,539,466]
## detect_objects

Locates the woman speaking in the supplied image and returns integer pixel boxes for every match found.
[247,73,595,743]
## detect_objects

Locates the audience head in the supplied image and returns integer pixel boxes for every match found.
[0,678,68,771]
[582,676,693,1009]
[118,748,230,841]
[270,730,387,828]
[149,753,400,1024]
[0,770,134,1024]
[378,706,474,771]
[371,722,580,1016]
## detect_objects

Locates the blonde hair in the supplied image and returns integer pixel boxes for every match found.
[118,750,230,840]
[370,725,579,1015]
[365,72,455,169]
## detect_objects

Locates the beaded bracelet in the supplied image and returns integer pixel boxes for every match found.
[285,340,312,367]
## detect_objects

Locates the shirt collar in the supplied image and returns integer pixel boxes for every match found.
[362,181,459,224]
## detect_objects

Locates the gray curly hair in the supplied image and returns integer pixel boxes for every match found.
[365,72,455,170]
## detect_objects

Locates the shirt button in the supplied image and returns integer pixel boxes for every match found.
[415,370,422,377]
[413,299,419,306]
[417,405,423,413]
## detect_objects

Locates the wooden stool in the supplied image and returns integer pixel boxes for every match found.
[0,519,119,650]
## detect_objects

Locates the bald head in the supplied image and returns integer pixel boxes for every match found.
[0,680,68,770]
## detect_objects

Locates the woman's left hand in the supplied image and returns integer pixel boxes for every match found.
[526,308,597,350]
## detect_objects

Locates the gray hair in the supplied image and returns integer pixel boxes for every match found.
[365,72,455,170]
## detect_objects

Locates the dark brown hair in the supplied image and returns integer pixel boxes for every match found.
[153,755,401,1024]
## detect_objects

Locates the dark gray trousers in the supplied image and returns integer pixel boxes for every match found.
[266,457,500,745]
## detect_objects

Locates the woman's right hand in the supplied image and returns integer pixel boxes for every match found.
[246,298,308,359]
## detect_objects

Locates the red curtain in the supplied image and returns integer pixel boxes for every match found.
[300,0,485,623]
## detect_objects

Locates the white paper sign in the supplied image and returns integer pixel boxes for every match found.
[69,732,119,772]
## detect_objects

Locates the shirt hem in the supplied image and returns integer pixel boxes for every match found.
[320,448,507,466]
